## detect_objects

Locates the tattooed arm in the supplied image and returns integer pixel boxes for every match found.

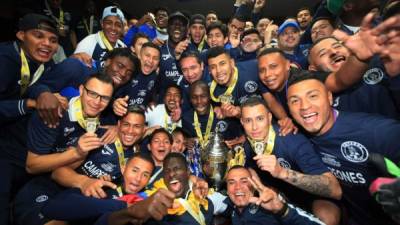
[253,154,342,200]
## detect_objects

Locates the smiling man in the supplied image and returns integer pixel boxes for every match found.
[113,42,160,112]
[74,6,126,62]
[286,70,400,225]
[226,166,324,225]
[145,84,183,133]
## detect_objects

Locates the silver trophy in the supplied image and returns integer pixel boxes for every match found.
[200,131,229,191]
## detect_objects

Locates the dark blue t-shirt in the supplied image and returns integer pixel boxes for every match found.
[211,60,264,106]
[182,108,243,141]
[310,110,400,225]
[115,70,157,109]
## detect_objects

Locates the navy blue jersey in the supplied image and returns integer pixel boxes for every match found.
[211,60,262,106]
[229,47,257,62]
[283,44,310,70]
[157,41,197,102]
[76,130,135,181]
[179,68,212,111]
[74,32,126,62]
[0,42,54,122]
[226,198,324,225]
[182,108,243,141]
[243,123,329,204]
[310,111,400,225]
[115,70,157,109]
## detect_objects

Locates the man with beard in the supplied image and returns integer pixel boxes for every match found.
[14,106,147,225]
[239,96,341,224]
[145,84,183,133]
[158,11,196,103]
[226,166,324,225]
[308,36,399,119]
[286,70,400,225]
[0,13,62,225]
[310,17,335,43]
[113,42,160,114]
[296,7,313,34]
[74,6,126,62]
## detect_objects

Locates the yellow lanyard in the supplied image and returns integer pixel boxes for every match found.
[178,198,206,225]
[164,111,177,133]
[99,31,114,51]
[116,186,124,197]
[114,137,126,170]
[19,48,44,95]
[197,37,206,52]
[210,67,238,103]
[59,8,64,25]
[83,16,94,34]
[247,125,276,155]
[71,97,99,131]
[194,106,214,148]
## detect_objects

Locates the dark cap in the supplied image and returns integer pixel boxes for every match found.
[168,11,189,26]
[240,28,260,42]
[189,14,206,27]
[19,13,58,35]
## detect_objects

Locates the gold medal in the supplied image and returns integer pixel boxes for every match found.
[219,94,233,104]
[86,118,98,133]
[253,141,265,155]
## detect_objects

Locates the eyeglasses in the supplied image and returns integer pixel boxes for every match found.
[84,86,112,103]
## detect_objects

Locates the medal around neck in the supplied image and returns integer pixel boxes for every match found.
[254,141,265,155]
[86,118,98,133]
[219,94,233,104]
[200,131,229,191]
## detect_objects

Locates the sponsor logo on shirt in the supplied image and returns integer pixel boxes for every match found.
[363,68,384,85]
[328,167,366,184]
[102,144,114,156]
[101,162,116,173]
[321,152,341,167]
[129,98,144,106]
[148,80,155,90]
[216,121,228,132]
[138,90,147,97]
[341,141,369,163]
[35,195,48,203]
[162,54,171,60]
[83,161,107,178]
[131,79,139,88]
[278,158,291,169]
[66,137,79,146]
[165,70,180,78]
[63,126,75,136]
[244,81,258,93]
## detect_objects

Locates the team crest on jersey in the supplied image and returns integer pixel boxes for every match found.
[66,137,79,146]
[363,68,384,85]
[131,79,139,87]
[138,90,147,97]
[35,195,48,203]
[63,126,75,136]
[244,81,258,93]
[278,158,291,169]
[341,141,369,163]
[148,80,155,90]
[249,204,259,214]
[216,121,228,132]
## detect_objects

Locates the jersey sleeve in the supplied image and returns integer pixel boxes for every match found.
[278,203,325,225]
[74,34,97,56]
[27,111,59,154]
[286,133,329,175]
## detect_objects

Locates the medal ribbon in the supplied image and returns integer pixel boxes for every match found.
[197,37,206,52]
[83,16,94,35]
[178,198,206,225]
[164,110,177,133]
[210,67,238,103]
[99,31,114,51]
[114,137,126,170]
[20,48,44,95]
[194,106,214,147]
[70,97,99,131]
[247,125,276,155]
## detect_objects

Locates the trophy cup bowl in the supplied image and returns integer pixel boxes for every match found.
[200,132,229,191]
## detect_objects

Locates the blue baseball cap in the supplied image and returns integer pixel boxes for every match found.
[102,6,125,23]
[278,20,300,35]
